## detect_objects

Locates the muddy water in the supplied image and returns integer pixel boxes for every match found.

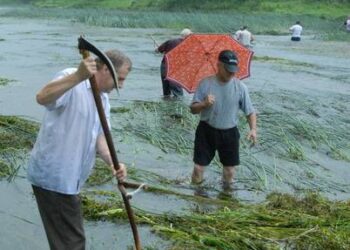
[1,12,350,250]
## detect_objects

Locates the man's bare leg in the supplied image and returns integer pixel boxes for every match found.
[222,166,236,190]
[191,164,205,184]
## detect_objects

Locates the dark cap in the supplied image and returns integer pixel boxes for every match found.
[218,50,239,73]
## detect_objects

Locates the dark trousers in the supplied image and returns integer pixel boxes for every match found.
[291,37,301,41]
[160,61,183,97]
[32,185,85,250]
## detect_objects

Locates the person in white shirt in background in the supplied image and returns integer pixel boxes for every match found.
[289,21,303,41]
[344,16,350,32]
[234,26,254,49]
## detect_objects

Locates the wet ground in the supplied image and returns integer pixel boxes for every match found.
[0,11,350,250]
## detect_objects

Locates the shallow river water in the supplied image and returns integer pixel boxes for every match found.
[1,11,350,250]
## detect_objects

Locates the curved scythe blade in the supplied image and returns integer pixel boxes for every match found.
[78,36,119,94]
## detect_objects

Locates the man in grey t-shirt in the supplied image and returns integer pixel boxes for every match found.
[190,50,257,190]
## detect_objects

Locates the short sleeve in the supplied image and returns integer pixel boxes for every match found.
[44,69,74,111]
[192,79,207,104]
[239,83,255,115]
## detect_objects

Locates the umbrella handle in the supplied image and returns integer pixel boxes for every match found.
[149,35,159,48]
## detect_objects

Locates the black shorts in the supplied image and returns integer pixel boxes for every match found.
[291,37,301,41]
[193,121,240,166]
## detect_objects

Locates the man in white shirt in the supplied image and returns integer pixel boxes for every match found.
[289,21,303,41]
[234,26,254,48]
[345,16,350,32]
[27,50,132,249]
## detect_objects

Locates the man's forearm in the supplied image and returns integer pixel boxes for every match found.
[190,101,206,114]
[96,134,113,166]
[247,113,257,130]
[36,72,82,105]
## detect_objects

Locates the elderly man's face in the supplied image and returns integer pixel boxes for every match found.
[99,63,130,93]
[116,63,130,89]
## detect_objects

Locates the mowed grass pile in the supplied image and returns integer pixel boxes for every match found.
[1,6,349,41]
[81,189,350,250]
[0,116,39,181]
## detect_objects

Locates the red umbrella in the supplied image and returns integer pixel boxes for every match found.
[165,34,253,93]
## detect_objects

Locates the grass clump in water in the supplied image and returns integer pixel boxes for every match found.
[80,190,350,250]
[86,158,113,186]
[0,160,11,178]
[0,77,15,86]
[0,116,39,181]
[0,116,39,150]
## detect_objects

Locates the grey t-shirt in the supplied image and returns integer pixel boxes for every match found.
[192,75,255,129]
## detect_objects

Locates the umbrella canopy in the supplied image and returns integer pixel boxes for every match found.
[165,34,254,93]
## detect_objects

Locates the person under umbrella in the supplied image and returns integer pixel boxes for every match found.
[155,28,192,98]
[190,50,257,191]
[165,33,253,94]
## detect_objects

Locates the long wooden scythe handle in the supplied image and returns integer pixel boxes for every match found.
[78,36,141,250]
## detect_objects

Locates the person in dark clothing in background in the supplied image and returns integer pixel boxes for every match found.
[155,28,192,98]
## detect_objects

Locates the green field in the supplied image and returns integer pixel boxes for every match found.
[1,5,349,41]
[1,0,350,18]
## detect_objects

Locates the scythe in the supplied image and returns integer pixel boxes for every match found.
[78,36,143,250]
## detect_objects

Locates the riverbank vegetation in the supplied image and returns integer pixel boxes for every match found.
[1,0,350,18]
[1,1,349,41]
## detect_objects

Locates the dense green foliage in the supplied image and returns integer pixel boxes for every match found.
[1,0,350,18]
[1,0,349,41]
[2,6,349,41]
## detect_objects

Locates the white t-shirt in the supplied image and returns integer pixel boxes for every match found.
[289,24,303,37]
[234,30,242,40]
[238,30,252,46]
[346,20,350,31]
[27,68,111,195]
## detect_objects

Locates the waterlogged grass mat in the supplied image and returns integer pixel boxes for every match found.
[1,104,349,249]
[81,190,350,250]
[0,116,39,181]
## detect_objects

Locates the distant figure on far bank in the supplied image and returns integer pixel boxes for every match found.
[234,26,254,49]
[344,16,350,32]
[155,28,192,98]
[289,21,303,41]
